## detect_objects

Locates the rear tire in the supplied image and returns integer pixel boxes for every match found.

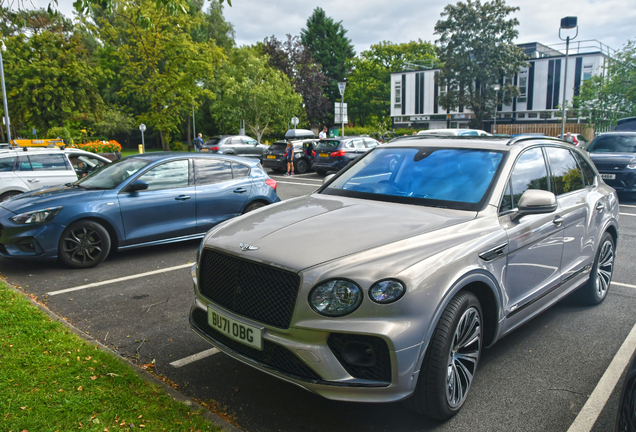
[243,201,266,214]
[0,191,21,202]
[576,232,615,305]
[58,220,111,269]
[295,158,309,174]
[403,291,482,420]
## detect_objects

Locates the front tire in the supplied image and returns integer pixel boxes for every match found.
[577,232,615,305]
[58,220,111,269]
[295,158,309,174]
[403,291,482,420]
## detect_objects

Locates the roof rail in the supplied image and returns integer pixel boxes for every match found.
[506,135,564,146]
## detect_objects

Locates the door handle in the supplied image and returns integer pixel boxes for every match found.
[553,216,564,226]
[27,179,40,183]
[175,195,191,201]
[595,203,604,212]
[233,188,247,193]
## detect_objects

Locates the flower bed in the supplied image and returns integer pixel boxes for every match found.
[70,140,122,154]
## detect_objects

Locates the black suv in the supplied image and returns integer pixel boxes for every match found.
[312,136,380,175]
[587,132,636,192]
[201,135,269,161]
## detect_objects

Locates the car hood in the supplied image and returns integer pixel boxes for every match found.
[204,194,476,270]
[589,152,636,165]
[0,186,106,214]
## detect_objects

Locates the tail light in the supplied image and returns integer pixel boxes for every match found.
[209,146,219,151]
[312,150,316,157]
[265,179,277,190]
[330,150,346,157]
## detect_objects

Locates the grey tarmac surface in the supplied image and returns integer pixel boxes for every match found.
[1,172,636,432]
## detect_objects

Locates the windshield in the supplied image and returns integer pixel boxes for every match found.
[322,147,504,210]
[316,140,341,150]
[76,157,151,189]
[587,135,636,153]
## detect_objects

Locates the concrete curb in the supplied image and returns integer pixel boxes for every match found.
[6,283,243,432]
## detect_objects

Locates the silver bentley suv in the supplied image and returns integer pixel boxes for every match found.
[189,135,619,420]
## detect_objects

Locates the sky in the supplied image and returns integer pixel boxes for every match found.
[33,0,636,55]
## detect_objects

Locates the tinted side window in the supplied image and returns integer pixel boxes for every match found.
[0,156,16,172]
[18,156,32,171]
[232,163,249,178]
[546,147,585,195]
[503,147,550,212]
[500,181,513,212]
[364,139,379,149]
[28,154,68,171]
[138,160,189,191]
[195,159,233,185]
[244,138,258,146]
[345,140,355,149]
[572,151,596,186]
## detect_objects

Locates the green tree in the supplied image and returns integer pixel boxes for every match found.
[93,0,224,150]
[434,0,527,129]
[575,40,636,130]
[211,46,303,142]
[2,30,104,134]
[300,7,355,104]
[347,40,438,126]
[190,0,235,51]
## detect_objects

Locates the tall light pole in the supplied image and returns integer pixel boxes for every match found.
[0,39,11,143]
[493,84,501,134]
[559,16,578,139]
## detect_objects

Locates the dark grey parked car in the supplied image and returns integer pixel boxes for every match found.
[201,135,269,161]
[586,132,636,192]
[190,136,618,420]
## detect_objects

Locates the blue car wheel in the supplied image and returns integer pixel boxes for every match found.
[58,220,111,269]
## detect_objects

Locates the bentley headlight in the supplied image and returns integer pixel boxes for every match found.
[10,206,63,224]
[309,279,362,317]
[369,279,406,304]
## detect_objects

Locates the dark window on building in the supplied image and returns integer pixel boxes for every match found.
[434,72,439,114]
[527,62,535,110]
[401,74,406,115]
[574,57,583,97]
[546,59,562,110]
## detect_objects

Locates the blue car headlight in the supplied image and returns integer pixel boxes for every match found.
[309,279,362,317]
[369,279,406,304]
[10,206,63,224]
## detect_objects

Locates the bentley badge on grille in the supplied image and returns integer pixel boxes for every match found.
[239,243,259,251]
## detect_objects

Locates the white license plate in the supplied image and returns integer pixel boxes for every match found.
[600,173,616,180]
[208,306,263,350]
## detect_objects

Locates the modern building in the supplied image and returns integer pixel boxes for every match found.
[390,40,614,131]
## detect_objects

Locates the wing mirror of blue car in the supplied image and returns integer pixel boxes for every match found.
[128,180,149,192]
[512,189,557,222]
[323,174,335,185]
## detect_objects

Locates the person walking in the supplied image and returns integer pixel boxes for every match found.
[284,141,294,176]
[194,133,204,152]
[319,126,328,139]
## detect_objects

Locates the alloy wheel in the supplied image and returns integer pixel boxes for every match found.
[446,306,481,408]
[62,227,104,264]
[595,239,614,298]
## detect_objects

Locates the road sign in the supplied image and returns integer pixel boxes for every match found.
[334,103,348,123]
[139,123,146,132]
[291,117,299,126]
[338,82,346,96]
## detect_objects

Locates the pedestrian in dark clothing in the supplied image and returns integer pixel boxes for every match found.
[284,141,294,176]
[194,133,204,152]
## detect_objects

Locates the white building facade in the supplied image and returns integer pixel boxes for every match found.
[390,41,613,131]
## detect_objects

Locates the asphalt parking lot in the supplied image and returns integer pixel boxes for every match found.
[2,171,636,432]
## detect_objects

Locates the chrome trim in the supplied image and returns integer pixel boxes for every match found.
[118,233,206,250]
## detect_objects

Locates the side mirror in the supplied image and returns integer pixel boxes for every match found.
[512,189,557,221]
[323,174,335,185]
[128,180,149,192]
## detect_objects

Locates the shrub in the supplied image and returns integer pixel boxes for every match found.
[46,127,73,143]
[70,140,122,154]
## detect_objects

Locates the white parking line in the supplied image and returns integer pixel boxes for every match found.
[619,213,636,217]
[170,348,219,368]
[612,281,636,289]
[567,320,636,432]
[45,263,193,296]
[620,204,636,209]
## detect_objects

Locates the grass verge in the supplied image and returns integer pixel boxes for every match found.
[0,281,220,432]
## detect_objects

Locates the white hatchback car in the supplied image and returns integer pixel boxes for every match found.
[0,147,111,201]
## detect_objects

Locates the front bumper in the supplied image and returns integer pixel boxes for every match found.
[262,156,287,171]
[189,263,422,403]
[599,170,636,191]
[0,209,64,260]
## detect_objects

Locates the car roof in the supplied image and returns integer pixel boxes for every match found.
[318,136,374,141]
[380,135,568,152]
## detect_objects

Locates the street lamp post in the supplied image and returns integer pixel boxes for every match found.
[338,81,346,137]
[139,123,146,153]
[0,40,11,143]
[559,16,578,139]
[493,84,501,134]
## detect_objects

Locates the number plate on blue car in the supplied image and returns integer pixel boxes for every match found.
[208,305,263,350]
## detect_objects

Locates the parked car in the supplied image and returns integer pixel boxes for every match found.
[189,135,618,420]
[586,132,636,192]
[0,147,112,202]
[262,139,317,174]
[201,135,268,161]
[615,351,636,431]
[312,136,381,175]
[417,128,491,136]
[0,153,280,268]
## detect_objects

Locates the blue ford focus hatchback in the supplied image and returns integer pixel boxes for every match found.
[0,152,280,268]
